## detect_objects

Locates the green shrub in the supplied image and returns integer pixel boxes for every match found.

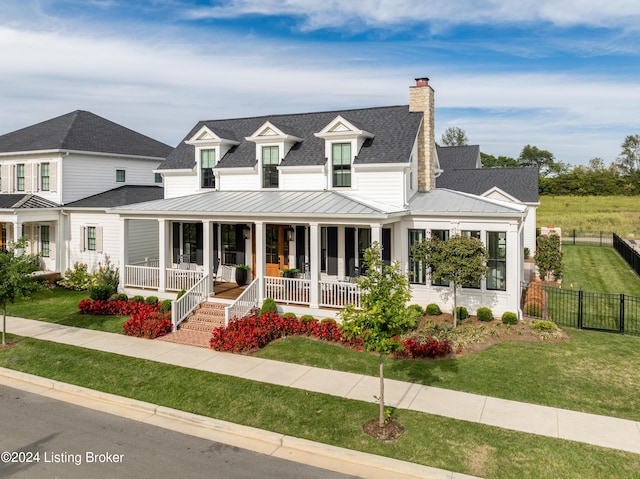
[531,319,557,332]
[476,307,493,322]
[455,306,469,320]
[132,295,145,303]
[502,311,518,325]
[261,298,278,314]
[59,262,94,290]
[524,247,531,259]
[176,289,187,300]
[426,303,442,315]
[108,293,128,302]
[88,283,115,301]
[300,314,315,323]
[407,304,424,316]
[145,296,159,305]
[321,318,336,324]
[159,299,172,313]
[282,312,297,320]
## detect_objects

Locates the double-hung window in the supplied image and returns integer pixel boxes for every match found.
[16,164,25,191]
[487,232,507,290]
[332,143,351,187]
[430,229,450,287]
[201,149,216,188]
[408,229,426,284]
[461,230,481,288]
[262,146,279,188]
[40,225,50,257]
[41,163,50,191]
[87,226,97,251]
[116,169,126,183]
[221,224,237,265]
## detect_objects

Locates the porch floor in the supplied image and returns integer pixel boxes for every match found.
[212,281,246,300]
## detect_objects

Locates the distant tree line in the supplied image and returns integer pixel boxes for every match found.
[440,127,640,196]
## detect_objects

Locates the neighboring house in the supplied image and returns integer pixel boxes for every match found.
[0,110,172,272]
[113,78,528,317]
[435,145,539,253]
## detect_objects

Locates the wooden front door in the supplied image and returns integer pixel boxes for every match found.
[265,225,290,277]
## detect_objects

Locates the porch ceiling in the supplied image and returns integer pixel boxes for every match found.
[110,190,394,219]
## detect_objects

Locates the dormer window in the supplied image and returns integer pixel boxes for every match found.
[332,143,351,187]
[201,149,216,188]
[262,146,279,188]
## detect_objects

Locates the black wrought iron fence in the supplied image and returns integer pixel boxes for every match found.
[522,282,640,335]
[613,233,640,277]
[562,230,613,246]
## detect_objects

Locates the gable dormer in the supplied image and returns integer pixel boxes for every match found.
[314,115,374,189]
[245,121,303,189]
[185,126,240,190]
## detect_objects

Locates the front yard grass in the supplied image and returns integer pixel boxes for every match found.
[5,288,128,333]
[1,335,639,479]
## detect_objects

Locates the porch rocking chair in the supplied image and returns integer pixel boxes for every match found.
[212,257,220,286]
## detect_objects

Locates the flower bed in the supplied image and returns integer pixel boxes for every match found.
[78,299,171,339]
[210,312,450,359]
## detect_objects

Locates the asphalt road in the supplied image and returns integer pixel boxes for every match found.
[0,384,359,479]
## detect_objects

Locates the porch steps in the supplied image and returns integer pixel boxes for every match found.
[158,301,227,349]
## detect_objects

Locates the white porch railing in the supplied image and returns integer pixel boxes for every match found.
[171,274,209,331]
[224,278,260,326]
[130,258,160,267]
[124,265,160,289]
[264,277,311,305]
[166,269,204,292]
[320,280,361,309]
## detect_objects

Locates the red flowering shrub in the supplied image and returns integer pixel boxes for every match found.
[209,312,362,353]
[78,298,172,339]
[396,337,452,359]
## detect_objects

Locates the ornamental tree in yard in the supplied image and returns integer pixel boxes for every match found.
[0,238,44,346]
[535,233,563,281]
[411,234,488,328]
[339,242,417,429]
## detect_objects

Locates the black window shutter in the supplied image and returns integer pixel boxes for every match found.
[235,224,246,265]
[295,226,305,270]
[327,227,338,275]
[382,228,391,266]
[172,222,180,263]
[345,228,355,276]
[195,223,203,265]
[212,223,219,264]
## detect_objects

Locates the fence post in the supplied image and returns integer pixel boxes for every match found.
[577,289,583,329]
[620,294,625,334]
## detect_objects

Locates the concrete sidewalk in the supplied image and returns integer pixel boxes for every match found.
[5,316,640,457]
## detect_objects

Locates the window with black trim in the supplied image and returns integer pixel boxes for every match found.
[116,169,125,183]
[87,226,97,251]
[461,230,481,288]
[262,146,279,188]
[201,149,215,188]
[408,229,426,284]
[431,229,450,287]
[183,223,198,263]
[221,224,237,265]
[40,225,50,257]
[41,163,50,191]
[332,143,351,187]
[16,164,25,191]
[487,231,507,291]
[154,173,162,183]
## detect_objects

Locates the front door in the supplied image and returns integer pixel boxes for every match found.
[265,225,290,277]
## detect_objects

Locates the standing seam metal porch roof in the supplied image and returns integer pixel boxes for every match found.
[111,188,525,218]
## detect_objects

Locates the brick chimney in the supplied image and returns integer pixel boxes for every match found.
[409,77,435,191]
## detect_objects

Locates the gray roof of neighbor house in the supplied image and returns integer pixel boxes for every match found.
[0,110,173,159]
[159,105,422,170]
[436,145,480,170]
[0,194,60,209]
[409,189,526,216]
[64,185,165,208]
[436,167,539,203]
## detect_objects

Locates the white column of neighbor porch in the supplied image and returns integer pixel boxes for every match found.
[158,219,168,292]
[254,221,266,303]
[309,223,320,308]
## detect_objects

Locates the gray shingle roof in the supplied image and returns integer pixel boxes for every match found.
[410,189,526,215]
[0,194,60,209]
[160,105,422,170]
[436,167,539,203]
[436,145,480,169]
[64,185,165,208]
[0,110,173,158]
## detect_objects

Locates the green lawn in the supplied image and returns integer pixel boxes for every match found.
[1,335,638,479]
[4,288,128,333]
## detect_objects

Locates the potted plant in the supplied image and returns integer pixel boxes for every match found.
[234,264,250,286]
[281,268,299,278]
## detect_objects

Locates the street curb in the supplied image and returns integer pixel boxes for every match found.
[0,367,480,479]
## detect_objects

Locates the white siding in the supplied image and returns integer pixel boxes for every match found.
[128,220,159,264]
[280,170,326,190]
[350,169,405,208]
[523,205,537,254]
[163,174,198,199]
[219,172,259,191]
[0,154,63,203]
[61,154,161,204]
[67,211,121,271]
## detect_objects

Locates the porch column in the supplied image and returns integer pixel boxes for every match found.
[255,221,265,302]
[309,223,320,308]
[119,218,129,292]
[158,219,168,293]
[12,219,21,243]
[371,224,382,247]
[202,220,212,294]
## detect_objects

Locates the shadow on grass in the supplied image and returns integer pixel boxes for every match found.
[386,355,459,386]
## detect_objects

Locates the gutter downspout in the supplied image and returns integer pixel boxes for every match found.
[517,213,526,321]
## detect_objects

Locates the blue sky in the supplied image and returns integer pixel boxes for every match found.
[1,1,639,165]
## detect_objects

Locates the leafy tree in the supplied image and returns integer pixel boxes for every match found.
[517,144,561,177]
[411,235,488,328]
[0,238,44,346]
[535,234,563,281]
[614,134,640,175]
[480,152,520,168]
[339,243,416,428]
[440,126,469,147]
